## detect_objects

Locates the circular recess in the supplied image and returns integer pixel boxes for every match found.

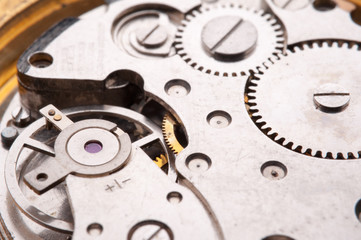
[313,0,336,11]
[128,221,173,240]
[207,110,232,128]
[36,173,48,182]
[67,128,119,166]
[186,153,212,173]
[84,140,103,154]
[28,52,53,68]
[167,192,183,204]
[261,161,287,180]
[87,223,103,236]
[165,79,191,97]
[355,199,361,222]
[262,235,295,240]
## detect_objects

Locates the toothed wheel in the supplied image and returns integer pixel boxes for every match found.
[162,115,185,154]
[175,3,285,76]
[247,41,361,159]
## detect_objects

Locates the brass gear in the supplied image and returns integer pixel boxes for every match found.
[153,154,168,168]
[162,115,184,155]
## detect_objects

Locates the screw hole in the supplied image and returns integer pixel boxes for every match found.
[84,140,103,154]
[186,153,212,173]
[36,173,48,182]
[261,161,287,180]
[207,110,232,128]
[167,192,183,204]
[313,0,336,11]
[28,52,53,68]
[87,223,103,236]
[165,79,191,97]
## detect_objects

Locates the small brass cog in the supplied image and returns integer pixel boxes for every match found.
[153,154,168,168]
[162,115,184,155]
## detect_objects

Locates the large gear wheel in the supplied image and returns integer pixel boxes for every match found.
[175,3,285,76]
[247,41,361,159]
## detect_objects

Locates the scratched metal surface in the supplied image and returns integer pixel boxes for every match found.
[0,0,361,239]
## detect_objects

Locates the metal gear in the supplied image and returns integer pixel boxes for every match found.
[247,41,361,159]
[175,3,285,76]
[162,115,185,155]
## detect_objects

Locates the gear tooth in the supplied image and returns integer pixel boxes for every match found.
[294,145,303,153]
[330,41,339,48]
[351,44,359,50]
[311,42,320,49]
[347,152,356,159]
[293,46,302,53]
[257,8,265,15]
[340,41,349,49]
[269,18,278,26]
[254,117,264,124]
[175,4,286,77]
[336,152,345,159]
[273,134,282,142]
[304,148,312,156]
[247,86,258,92]
[324,152,333,159]
[284,141,293,149]
[263,13,272,20]
[177,50,186,55]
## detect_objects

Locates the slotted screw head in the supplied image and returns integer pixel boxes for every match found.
[130,223,171,240]
[273,0,310,11]
[201,15,258,61]
[313,83,350,113]
[136,23,168,48]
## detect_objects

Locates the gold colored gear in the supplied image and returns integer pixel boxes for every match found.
[162,115,184,155]
[153,154,168,168]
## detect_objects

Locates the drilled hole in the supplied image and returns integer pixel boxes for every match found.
[84,140,103,154]
[165,79,191,97]
[167,192,183,204]
[207,111,232,128]
[28,52,53,68]
[87,223,103,236]
[36,173,48,182]
[261,161,287,180]
[186,153,212,173]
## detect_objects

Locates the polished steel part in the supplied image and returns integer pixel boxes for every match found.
[201,16,258,61]
[3,104,172,237]
[175,3,285,76]
[0,0,361,239]
[266,0,361,44]
[313,83,351,113]
[248,41,361,159]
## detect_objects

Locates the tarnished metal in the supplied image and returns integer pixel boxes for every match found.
[0,0,361,239]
